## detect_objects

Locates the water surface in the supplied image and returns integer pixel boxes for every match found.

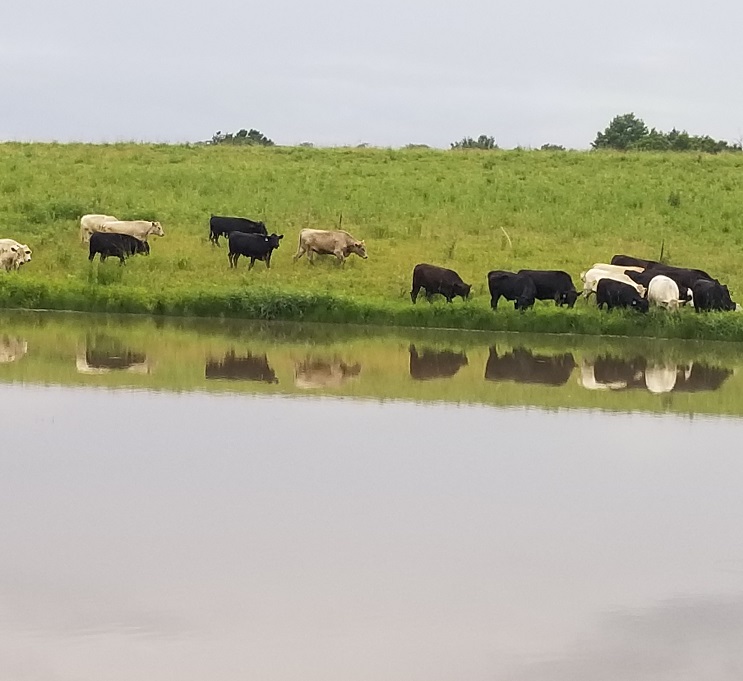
[1,312,742,680]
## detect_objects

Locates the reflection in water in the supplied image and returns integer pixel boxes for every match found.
[76,336,151,375]
[205,350,278,383]
[580,358,733,394]
[408,345,468,381]
[485,346,576,386]
[0,335,27,363]
[294,357,361,389]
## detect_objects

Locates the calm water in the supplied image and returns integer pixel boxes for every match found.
[1,312,742,680]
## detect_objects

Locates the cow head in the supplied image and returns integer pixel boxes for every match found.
[267,234,284,249]
[562,290,580,308]
[456,282,472,300]
[346,240,368,259]
[152,221,165,237]
[135,240,150,255]
[631,297,650,313]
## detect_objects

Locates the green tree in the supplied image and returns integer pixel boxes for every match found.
[209,128,275,146]
[450,134,498,150]
[592,113,648,150]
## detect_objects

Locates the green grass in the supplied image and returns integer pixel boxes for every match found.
[2,142,743,340]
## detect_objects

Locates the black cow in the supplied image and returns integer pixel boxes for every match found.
[517,270,579,307]
[485,347,576,386]
[88,232,149,264]
[205,350,278,383]
[610,254,660,268]
[596,278,649,312]
[228,232,284,269]
[646,263,715,290]
[209,214,267,246]
[691,279,736,312]
[408,345,468,380]
[593,355,646,389]
[487,270,536,310]
[410,264,471,303]
[625,270,693,305]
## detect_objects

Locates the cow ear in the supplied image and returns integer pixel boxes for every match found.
[10,246,17,252]
[278,234,284,240]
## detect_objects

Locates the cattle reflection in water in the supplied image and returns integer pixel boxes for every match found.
[579,356,733,393]
[76,337,151,375]
[484,347,576,386]
[205,350,278,384]
[409,345,468,381]
[0,335,28,363]
[294,357,361,389]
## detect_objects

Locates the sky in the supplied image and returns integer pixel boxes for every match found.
[3,0,743,149]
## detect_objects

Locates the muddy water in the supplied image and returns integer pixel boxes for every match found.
[1,312,742,680]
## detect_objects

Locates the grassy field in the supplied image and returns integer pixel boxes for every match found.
[1,142,743,339]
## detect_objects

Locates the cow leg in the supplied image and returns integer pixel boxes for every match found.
[410,286,420,304]
[248,258,256,270]
[265,254,271,269]
[490,295,499,310]
[293,246,305,262]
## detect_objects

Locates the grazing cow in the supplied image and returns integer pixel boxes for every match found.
[411,263,471,303]
[596,278,649,312]
[517,269,579,307]
[209,215,267,245]
[592,263,646,275]
[293,228,368,264]
[645,263,715,290]
[89,232,149,264]
[101,220,165,241]
[487,270,536,310]
[581,267,646,298]
[691,279,736,312]
[205,350,278,383]
[0,245,25,271]
[294,358,362,389]
[408,345,468,380]
[647,275,682,310]
[76,348,152,375]
[80,214,118,242]
[0,239,32,269]
[228,232,283,269]
[485,347,575,386]
[610,254,661,268]
[625,270,694,305]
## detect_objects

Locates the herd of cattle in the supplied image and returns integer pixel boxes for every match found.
[0,212,737,314]
[411,256,738,313]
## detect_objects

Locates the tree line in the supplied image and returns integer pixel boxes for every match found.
[207,114,742,153]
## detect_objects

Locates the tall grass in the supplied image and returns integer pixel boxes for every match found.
[1,143,743,340]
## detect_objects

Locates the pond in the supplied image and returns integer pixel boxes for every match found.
[1,311,742,680]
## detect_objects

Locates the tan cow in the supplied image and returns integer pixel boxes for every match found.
[293,229,367,264]
[294,358,362,389]
[0,239,32,269]
[0,245,25,271]
[80,214,118,242]
[100,220,165,241]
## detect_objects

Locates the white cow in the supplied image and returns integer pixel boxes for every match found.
[0,239,32,269]
[100,220,165,241]
[581,267,646,298]
[293,229,367,264]
[577,359,628,391]
[0,246,25,271]
[592,263,646,275]
[647,275,682,310]
[80,214,118,242]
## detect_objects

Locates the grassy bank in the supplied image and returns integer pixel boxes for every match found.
[2,142,743,340]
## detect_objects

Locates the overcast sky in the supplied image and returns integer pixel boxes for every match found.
[3,0,743,149]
